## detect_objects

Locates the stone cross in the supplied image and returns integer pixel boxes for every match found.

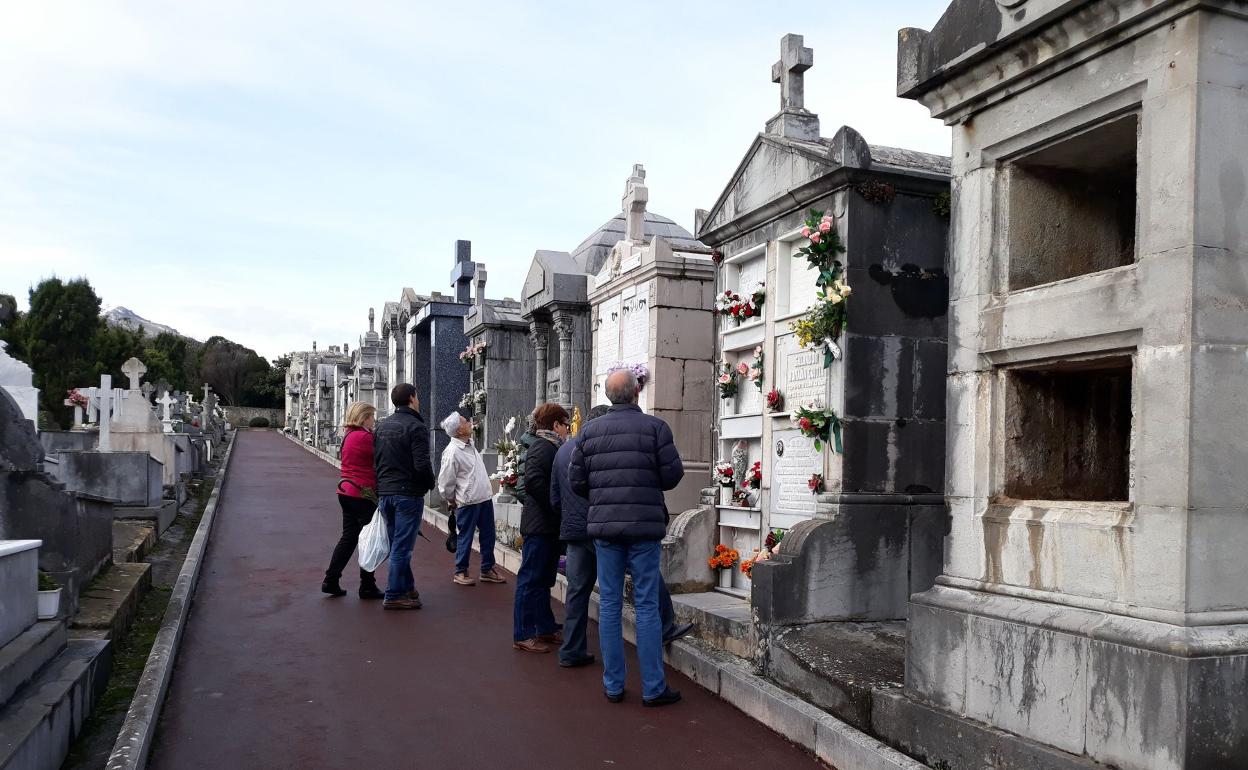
[141,382,155,402]
[368,307,376,334]
[97,375,115,450]
[157,392,176,433]
[772,33,813,112]
[202,383,212,406]
[120,357,147,391]
[475,265,488,307]
[622,164,649,243]
[63,397,84,427]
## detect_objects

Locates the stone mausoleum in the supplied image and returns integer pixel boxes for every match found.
[696,33,951,616]
[894,2,1248,768]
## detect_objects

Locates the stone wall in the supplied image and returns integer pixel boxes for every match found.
[223,406,284,428]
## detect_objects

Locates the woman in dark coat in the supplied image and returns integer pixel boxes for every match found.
[512,403,570,653]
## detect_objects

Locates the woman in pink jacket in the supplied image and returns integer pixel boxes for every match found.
[322,401,383,599]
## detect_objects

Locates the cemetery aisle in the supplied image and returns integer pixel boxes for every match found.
[149,430,824,770]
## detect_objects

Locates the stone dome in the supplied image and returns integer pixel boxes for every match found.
[571,211,708,276]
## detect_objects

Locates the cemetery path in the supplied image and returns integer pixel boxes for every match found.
[150,430,825,770]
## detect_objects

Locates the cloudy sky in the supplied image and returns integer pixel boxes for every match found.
[0,1,950,360]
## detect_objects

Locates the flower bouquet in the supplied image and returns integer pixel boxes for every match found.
[765,388,784,412]
[748,345,764,390]
[716,362,738,400]
[66,389,89,409]
[745,461,762,490]
[808,473,826,495]
[791,401,843,453]
[713,460,735,504]
[458,340,486,367]
[792,210,850,368]
[707,544,739,571]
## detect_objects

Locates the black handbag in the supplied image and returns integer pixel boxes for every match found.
[445,508,458,553]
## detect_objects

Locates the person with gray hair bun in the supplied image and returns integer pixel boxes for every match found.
[437,410,506,586]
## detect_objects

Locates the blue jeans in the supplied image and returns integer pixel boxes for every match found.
[595,538,666,700]
[378,495,423,601]
[559,540,597,663]
[513,534,559,642]
[453,500,497,576]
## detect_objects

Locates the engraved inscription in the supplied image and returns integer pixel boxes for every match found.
[772,429,820,517]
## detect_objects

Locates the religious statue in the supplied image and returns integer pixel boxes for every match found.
[570,406,583,436]
[731,440,749,491]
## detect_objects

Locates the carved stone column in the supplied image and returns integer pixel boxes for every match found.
[530,323,550,406]
[553,311,576,411]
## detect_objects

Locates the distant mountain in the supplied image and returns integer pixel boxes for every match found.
[102,305,191,340]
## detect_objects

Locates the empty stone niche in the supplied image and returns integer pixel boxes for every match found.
[1002,355,1132,502]
[1006,114,1138,291]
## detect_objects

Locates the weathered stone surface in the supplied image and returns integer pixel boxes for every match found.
[661,506,716,593]
[0,389,42,473]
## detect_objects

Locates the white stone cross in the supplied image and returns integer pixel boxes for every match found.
[772,33,813,112]
[96,374,115,451]
[157,392,176,433]
[63,396,84,427]
[141,382,155,401]
[120,357,147,391]
[202,383,211,404]
[622,164,649,243]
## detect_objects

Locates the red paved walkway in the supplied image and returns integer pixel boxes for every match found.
[151,430,824,770]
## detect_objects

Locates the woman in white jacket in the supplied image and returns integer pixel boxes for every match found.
[438,412,507,586]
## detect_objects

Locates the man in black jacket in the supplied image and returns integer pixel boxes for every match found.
[570,369,683,706]
[373,383,436,610]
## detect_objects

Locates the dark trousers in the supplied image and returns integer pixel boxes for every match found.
[513,533,559,642]
[325,494,378,586]
[559,538,675,664]
[379,495,424,601]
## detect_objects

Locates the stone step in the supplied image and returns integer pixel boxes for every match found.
[112,520,157,564]
[69,562,153,641]
[114,499,177,534]
[670,591,759,660]
[0,622,66,709]
[766,620,906,733]
[0,639,111,770]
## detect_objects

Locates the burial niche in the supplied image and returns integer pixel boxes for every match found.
[1002,355,1132,502]
[1006,113,1138,291]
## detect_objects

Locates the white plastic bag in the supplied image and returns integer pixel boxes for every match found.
[357,510,390,572]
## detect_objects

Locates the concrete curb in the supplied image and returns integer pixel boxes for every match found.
[104,433,238,770]
[285,432,927,769]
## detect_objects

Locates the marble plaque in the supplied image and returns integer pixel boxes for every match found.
[620,292,649,363]
[771,428,819,517]
[738,255,766,294]
[596,296,621,374]
[778,334,826,409]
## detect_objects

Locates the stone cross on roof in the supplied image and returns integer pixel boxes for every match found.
[368,307,375,333]
[622,164,649,243]
[772,33,813,112]
[120,357,147,391]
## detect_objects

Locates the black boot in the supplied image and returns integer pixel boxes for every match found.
[358,582,383,600]
[321,578,347,597]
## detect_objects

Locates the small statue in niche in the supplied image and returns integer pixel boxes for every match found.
[731,440,749,492]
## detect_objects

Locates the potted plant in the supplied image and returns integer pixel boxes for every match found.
[37,571,61,620]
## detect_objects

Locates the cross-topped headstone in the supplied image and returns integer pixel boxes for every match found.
[622,164,649,243]
[121,357,147,391]
[96,375,115,450]
[63,396,84,427]
[157,392,176,433]
[141,382,155,402]
[772,33,813,112]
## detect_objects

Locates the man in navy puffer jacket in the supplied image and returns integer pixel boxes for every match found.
[570,369,683,706]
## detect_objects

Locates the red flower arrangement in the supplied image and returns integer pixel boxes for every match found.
[711,249,724,264]
[745,461,762,490]
[65,389,89,408]
[765,388,784,412]
[707,544,740,570]
[808,473,825,494]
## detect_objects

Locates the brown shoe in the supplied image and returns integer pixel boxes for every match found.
[383,598,420,611]
[453,573,476,586]
[513,638,551,653]
[536,631,564,645]
[479,569,507,584]
[407,590,423,608]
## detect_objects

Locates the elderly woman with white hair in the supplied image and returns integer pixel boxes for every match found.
[438,411,506,586]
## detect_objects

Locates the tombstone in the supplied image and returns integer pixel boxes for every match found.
[94,375,115,451]
[111,358,163,435]
[157,392,176,433]
[62,395,84,428]
[891,4,1248,769]
[588,164,715,516]
[0,340,39,427]
[462,265,532,471]
[520,250,590,415]
[698,32,950,603]
[0,388,113,613]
